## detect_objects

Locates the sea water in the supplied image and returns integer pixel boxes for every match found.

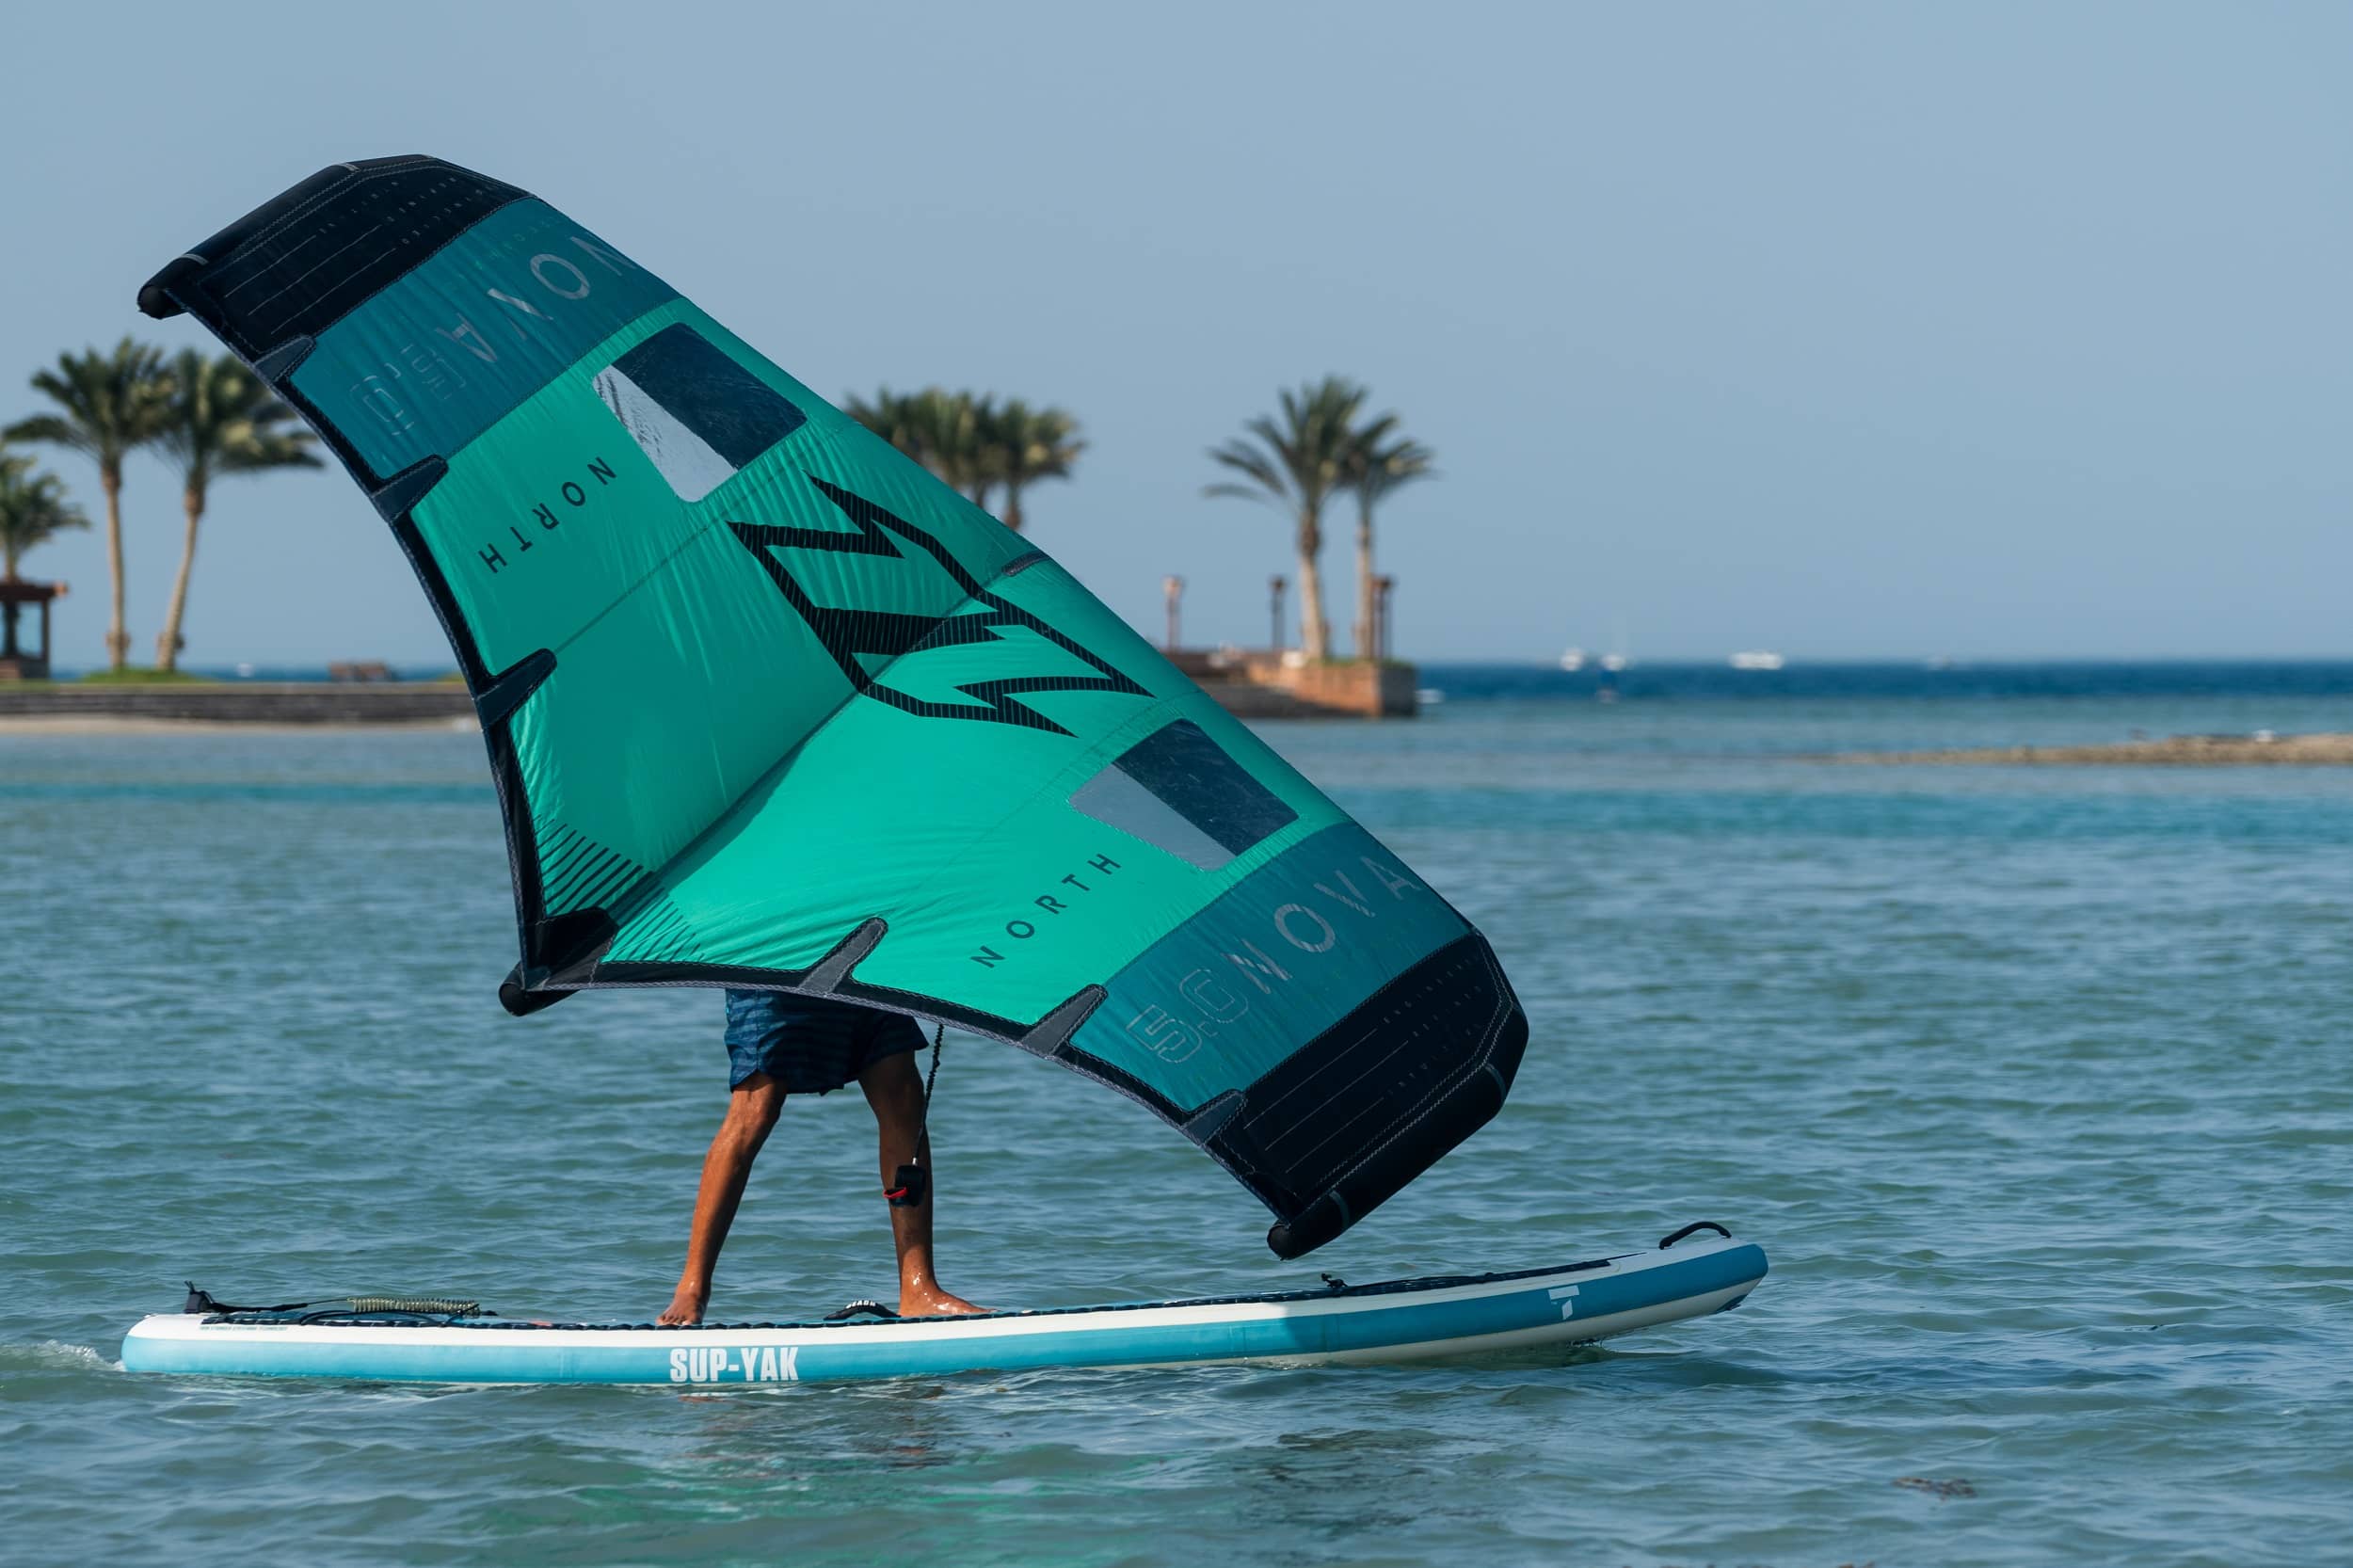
[4,666,2349,1567]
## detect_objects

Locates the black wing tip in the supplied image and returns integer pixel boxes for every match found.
[137,256,199,319]
[1260,1048,1516,1258]
[136,157,422,315]
[1267,1212,1343,1261]
[1259,1034,1514,1259]
[133,154,514,325]
[499,970,575,1016]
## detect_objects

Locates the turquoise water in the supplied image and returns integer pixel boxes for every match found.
[4,688,2350,1566]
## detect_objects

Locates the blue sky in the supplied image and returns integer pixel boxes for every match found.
[2,2,2345,665]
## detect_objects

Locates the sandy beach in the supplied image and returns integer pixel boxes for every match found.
[0,714,474,734]
[1838,731,2353,765]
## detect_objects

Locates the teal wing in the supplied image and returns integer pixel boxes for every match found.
[140,156,1528,1256]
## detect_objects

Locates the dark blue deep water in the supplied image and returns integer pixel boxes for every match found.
[1422,657,2353,705]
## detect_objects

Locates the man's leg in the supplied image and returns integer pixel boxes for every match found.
[659,1072,785,1325]
[858,1051,984,1317]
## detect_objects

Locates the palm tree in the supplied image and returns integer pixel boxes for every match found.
[846,388,1083,530]
[846,386,996,507]
[911,389,994,509]
[151,350,322,671]
[0,450,89,660]
[987,400,1083,533]
[845,386,924,459]
[5,340,170,670]
[1205,377,1366,660]
[1340,417,1434,658]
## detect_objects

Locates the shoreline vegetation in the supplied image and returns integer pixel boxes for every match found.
[7,341,1429,685]
[5,340,318,675]
[1835,731,2353,765]
[0,660,1413,725]
[1205,376,1430,663]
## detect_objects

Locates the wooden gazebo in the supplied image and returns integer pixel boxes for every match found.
[0,579,66,680]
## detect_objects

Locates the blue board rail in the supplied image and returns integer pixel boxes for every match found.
[121,1236,1767,1385]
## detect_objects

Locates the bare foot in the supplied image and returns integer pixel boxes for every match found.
[900,1283,986,1317]
[657,1287,707,1327]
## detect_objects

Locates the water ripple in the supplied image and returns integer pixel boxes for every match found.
[4,704,2348,1567]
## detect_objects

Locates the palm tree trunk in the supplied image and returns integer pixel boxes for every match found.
[1353,493,1376,659]
[1295,510,1330,661]
[101,466,129,671]
[156,485,205,673]
[1002,482,1025,533]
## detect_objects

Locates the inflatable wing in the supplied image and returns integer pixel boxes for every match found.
[140,157,1528,1256]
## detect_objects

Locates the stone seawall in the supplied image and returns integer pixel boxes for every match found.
[0,683,475,725]
[1251,658,1418,717]
[1170,654,1419,718]
[0,667,1420,727]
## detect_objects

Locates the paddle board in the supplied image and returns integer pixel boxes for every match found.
[120,1232,1765,1385]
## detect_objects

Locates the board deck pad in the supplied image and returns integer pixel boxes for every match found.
[122,1239,1768,1385]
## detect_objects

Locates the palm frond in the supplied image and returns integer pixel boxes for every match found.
[0,414,82,453]
[988,399,1083,531]
[1203,440,1292,503]
[1342,400,1437,509]
[0,452,89,577]
[1207,377,1367,517]
[157,349,322,488]
[9,339,171,473]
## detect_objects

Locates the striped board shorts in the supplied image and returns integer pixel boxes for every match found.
[721,990,924,1095]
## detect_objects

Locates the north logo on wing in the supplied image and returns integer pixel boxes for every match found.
[728,476,1147,734]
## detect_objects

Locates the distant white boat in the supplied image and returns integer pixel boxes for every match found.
[1559,647,1585,672]
[1600,618,1632,674]
[1728,650,1785,671]
[1416,687,1446,707]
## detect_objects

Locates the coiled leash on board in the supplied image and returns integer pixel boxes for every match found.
[883,1021,946,1208]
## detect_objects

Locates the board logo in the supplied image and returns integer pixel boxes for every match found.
[729,476,1148,736]
[669,1345,800,1383]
